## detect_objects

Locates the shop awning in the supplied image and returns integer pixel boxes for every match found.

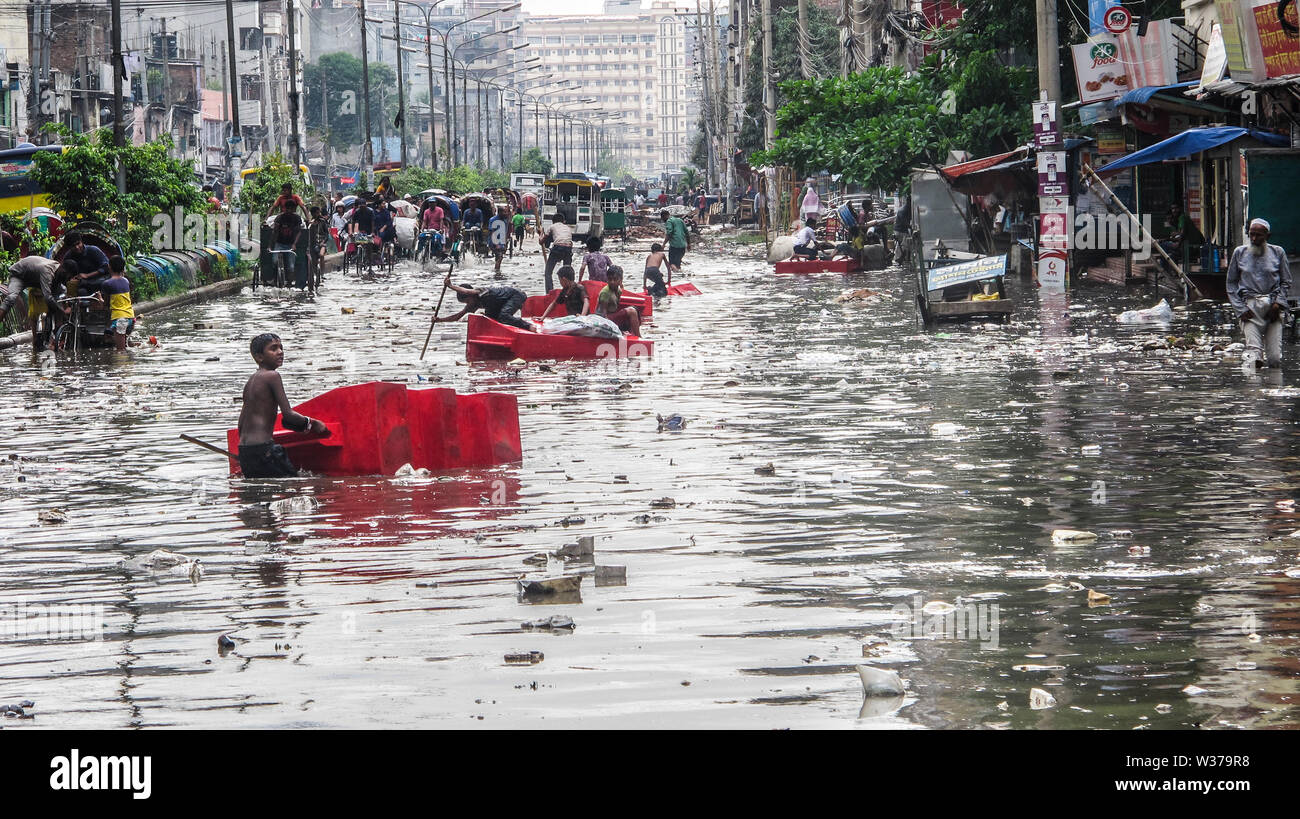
[939,147,1030,184]
[1095,126,1288,176]
[1117,81,1198,106]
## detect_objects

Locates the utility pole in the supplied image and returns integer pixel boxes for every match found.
[797,0,810,79]
[286,0,301,169]
[359,0,374,183]
[110,0,126,226]
[1035,0,1060,103]
[761,0,776,230]
[424,18,437,171]
[225,0,241,194]
[393,5,407,168]
[161,18,171,153]
[322,71,331,192]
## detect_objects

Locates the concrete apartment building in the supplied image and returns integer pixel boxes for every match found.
[520,0,716,177]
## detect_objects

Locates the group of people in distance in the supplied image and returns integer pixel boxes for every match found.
[431,208,694,338]
[1,232,135,351]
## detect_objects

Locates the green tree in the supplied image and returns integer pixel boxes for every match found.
[689,117,708,170]
[237,150,314,215]
[676,166,701,194]
[738,0,840,157]
[751,67,953,192]
[304,52,398,153]
[508,147,553,177]
[29,124,206,254]
[595,150,634,186]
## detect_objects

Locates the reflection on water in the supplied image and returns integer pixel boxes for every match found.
[2,242,1299,729]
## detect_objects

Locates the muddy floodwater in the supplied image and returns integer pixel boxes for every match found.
[2,236,1299,729]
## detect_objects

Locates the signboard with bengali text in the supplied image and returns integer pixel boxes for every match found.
[926,254,1007,291]
[1252,1,1300,78]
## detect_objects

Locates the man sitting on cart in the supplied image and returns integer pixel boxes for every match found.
[792,218,820,260]
[370,197,397,252]
[63,233,112,287]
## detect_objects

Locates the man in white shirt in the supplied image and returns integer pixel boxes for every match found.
[541,212,575,291]
[792,217,819,260]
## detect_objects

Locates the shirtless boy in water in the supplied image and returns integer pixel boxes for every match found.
[237,333,329,478]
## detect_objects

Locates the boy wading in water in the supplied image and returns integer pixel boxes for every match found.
[237,333,329,478]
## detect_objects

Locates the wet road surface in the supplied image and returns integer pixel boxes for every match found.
[2,235,1299,728]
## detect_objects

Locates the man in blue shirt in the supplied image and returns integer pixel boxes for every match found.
[63,233,111,288]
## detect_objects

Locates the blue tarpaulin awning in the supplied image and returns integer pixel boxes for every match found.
[1095,127,1288,176]
[1116,80,1198,106]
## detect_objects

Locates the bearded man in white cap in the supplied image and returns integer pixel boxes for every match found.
[1226,217,1292,368]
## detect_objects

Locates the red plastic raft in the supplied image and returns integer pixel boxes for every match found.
[773,258,862,275]
[226,381,522,477]
[666,282,701,295]
[522,279,652,319]
[465,313,653,361]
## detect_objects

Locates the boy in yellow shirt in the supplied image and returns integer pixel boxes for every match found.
[95,257,134,350]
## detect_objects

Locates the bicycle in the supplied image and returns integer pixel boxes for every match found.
[268,249,296,288]
[51,295,102,353]
[379,238,396,274]
[343,233,374,276]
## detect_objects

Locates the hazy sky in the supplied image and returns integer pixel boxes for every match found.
[521,0,625,14]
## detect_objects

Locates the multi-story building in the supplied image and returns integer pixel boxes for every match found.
[517,0,711,177]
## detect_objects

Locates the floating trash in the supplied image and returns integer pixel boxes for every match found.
[856,665,905,697]
[1052,530,1098,543]
[1029,688,1057,710]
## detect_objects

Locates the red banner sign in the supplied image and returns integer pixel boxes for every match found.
[1253,2,1300,78]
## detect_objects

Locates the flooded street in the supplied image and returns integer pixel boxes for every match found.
[3,237,1299,729]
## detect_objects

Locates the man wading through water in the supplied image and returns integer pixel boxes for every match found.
[1227,218,1292,369]
[237,333,330,478]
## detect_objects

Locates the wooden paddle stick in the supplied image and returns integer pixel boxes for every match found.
[420,281,450,360]
[180,434,236,460]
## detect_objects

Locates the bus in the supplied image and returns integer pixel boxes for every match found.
[0,144,64,213]
[542,176,603,242]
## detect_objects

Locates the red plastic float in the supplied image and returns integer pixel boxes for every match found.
[225,381,522,477]
[666,282,701,295]
[773,258,861,275]
[465,314,653,361]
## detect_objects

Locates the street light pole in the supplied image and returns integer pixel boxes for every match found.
[438,4,521,168]
[286,0,301,169]
[359,0,373,183]
[392,5,407,168]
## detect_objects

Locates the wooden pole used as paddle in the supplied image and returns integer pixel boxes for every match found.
[1083,163,1203,301]
[420,281,449,360]
[179,434,236,460]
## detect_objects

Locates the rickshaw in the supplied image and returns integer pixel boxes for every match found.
[601,188,628,240]
[46,221,125,351]
[459,193,496,259]
[416,195,462,269]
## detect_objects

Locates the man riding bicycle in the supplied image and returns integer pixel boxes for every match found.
[271,201,304,285]
[462,205,485,254]
[370,197,397,259]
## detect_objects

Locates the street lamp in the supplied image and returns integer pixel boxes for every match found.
[441,7,522,166]
[469,57,540,170]
[455,41,528,167]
